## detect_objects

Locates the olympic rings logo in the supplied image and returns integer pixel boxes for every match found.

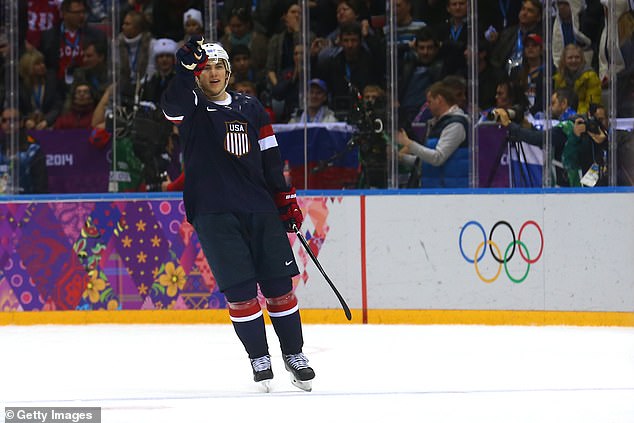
[459,220,544,283]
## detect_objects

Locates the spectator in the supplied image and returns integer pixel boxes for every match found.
[509,32,551,116]
[490,0,543,74]
[552,0,593,68]
[473,38,506,111]
[579,0,604,68]
[398,27,443,124]
[228,45,267,95]
[598,0,630,88]
[18,49,64,130]
[217,0,290,38]
[477,0,521,40]
[397,81,469,188]
[289,79,338,123]
[385,0,427,46]
[120,0,154,29]
[25,0,61,50]
[118,10,155,84]
[72,39,109,100]
[220,7,270,72]
[180,8,204,47]
[0,107,48,194]
[314,0,385,76]
[329,0,363,44]
[553,43,602,114]
[434,0,468,76]
[271,43,304,122]
[53,82,97,129]
[265,2,312,89]
[141,38,178,105]
[316,22,383,113]
[39,0,107,93]
[322,0,381,55]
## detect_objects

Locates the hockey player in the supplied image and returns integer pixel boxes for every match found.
[161,36,315,392]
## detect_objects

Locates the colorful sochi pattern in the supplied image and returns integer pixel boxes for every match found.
[0,198,331,312]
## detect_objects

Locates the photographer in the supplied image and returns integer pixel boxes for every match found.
[397,81,469,188]
[492,88,598,187]
[566,105,608,186]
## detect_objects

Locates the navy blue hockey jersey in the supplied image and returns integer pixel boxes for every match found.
[161,72,288,222]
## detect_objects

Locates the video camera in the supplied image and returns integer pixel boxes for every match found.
[106,82,174,191]
[347,85,384,136]
[346,83,387,188]
[486,104,525,124]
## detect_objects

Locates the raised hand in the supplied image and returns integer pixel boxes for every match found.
[176,35,207,75]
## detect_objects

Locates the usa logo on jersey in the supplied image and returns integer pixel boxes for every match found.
[225,121,250,157]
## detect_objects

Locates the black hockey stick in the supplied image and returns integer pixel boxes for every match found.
[293,224,352,320]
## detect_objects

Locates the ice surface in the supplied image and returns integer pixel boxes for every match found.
[0,324,633,423]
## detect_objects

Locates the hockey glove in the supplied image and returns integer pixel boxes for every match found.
[176,35,208,76]
[274,187,303,232]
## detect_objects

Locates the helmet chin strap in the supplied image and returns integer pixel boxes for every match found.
[222,70,231,92]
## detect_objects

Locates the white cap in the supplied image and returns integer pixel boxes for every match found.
[183,8,203,28]
[152,38,178,56]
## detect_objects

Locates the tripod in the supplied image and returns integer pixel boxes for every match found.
[486,134,537,188]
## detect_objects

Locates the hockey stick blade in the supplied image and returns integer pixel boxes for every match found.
[293,225,352,320]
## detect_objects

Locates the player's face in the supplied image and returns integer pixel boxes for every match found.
[198,61,229,100]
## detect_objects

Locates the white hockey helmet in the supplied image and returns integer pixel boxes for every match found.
[201,43,231,74]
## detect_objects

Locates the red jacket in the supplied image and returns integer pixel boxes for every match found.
[53,109,94,130]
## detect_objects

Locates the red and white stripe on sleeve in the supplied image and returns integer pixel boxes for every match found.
[258,124,278,151]
[162,110,184,124]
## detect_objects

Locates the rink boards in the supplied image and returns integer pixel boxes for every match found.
[0,189,633,326]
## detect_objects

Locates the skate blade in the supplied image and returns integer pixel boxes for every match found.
[257,379,272,393]
[290,376,312,392]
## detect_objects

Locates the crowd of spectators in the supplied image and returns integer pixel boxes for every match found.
[1,0,634,193]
